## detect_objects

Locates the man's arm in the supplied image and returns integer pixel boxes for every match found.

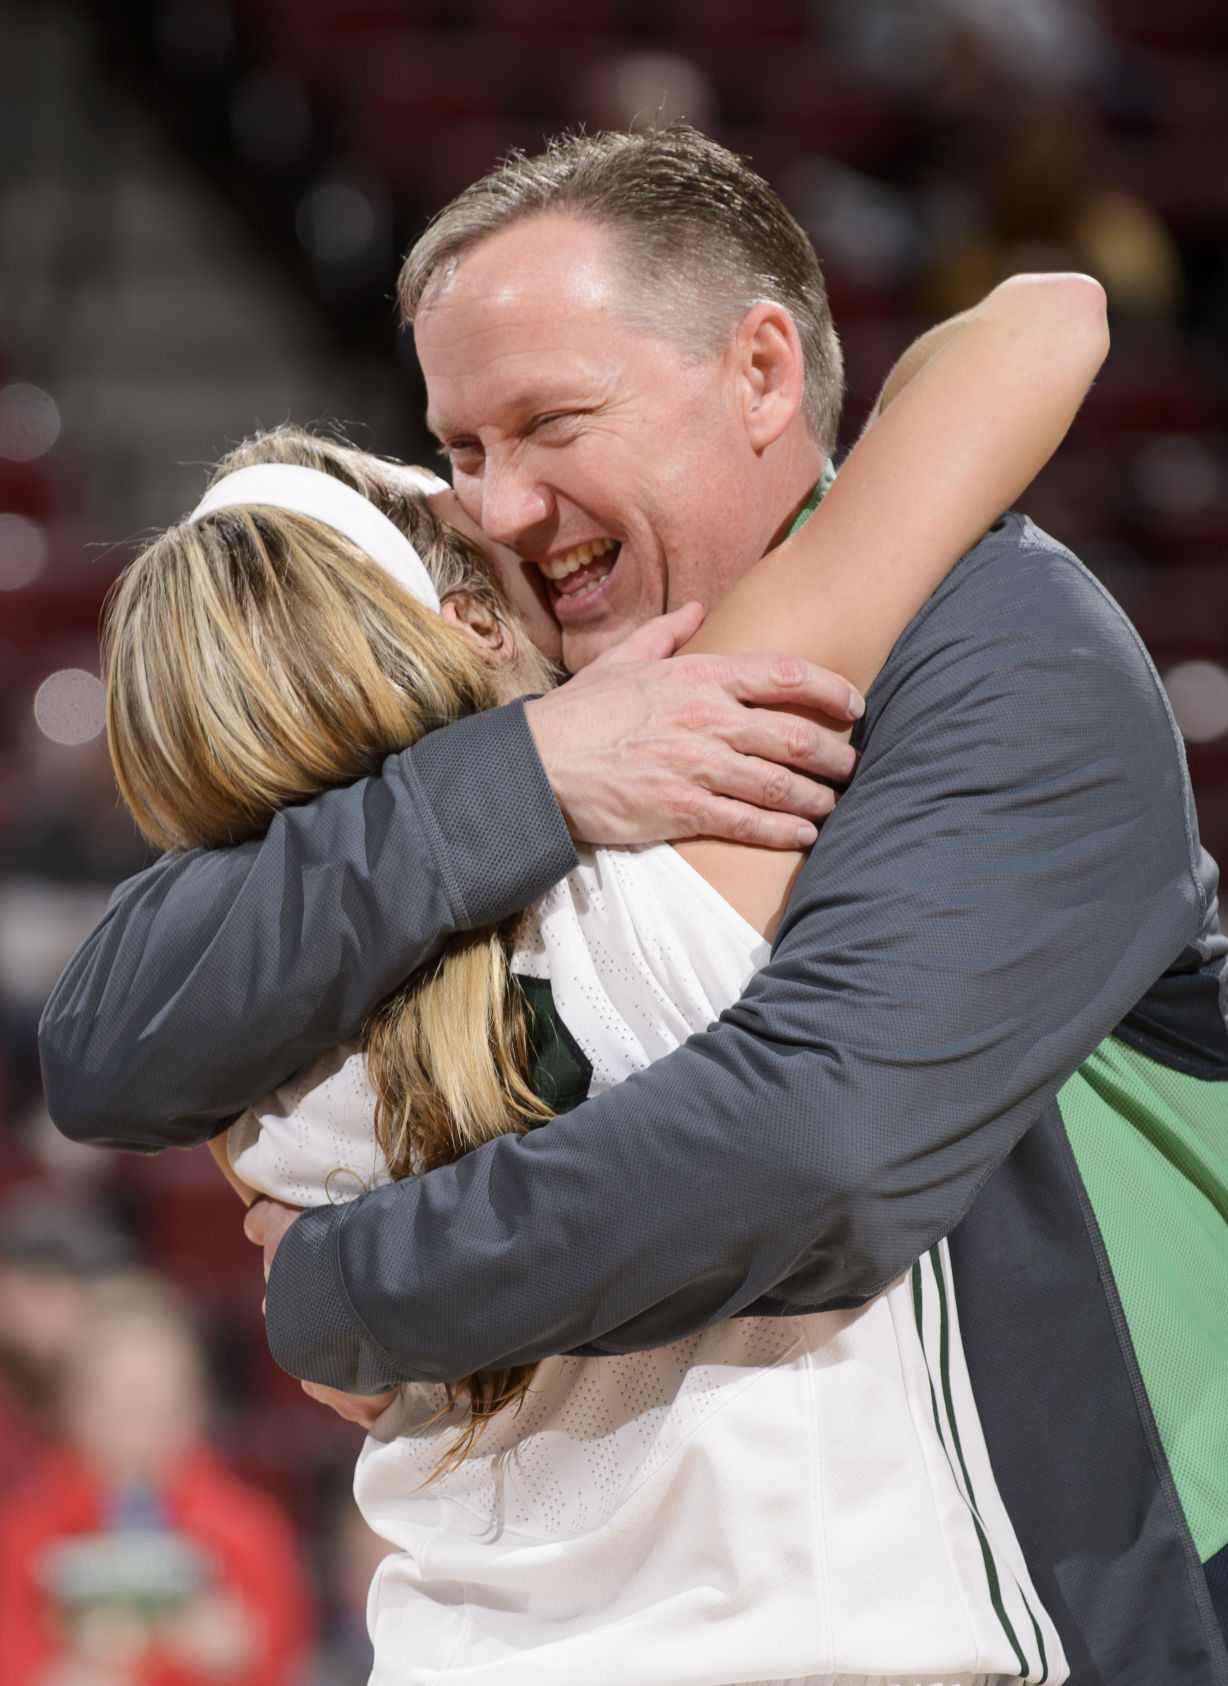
[41,618,862,1151]
[40,703,576,1150]
[261,519,1211,1393]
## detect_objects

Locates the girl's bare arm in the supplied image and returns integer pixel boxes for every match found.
[677,273,1109,933]
[686,272,1109,695]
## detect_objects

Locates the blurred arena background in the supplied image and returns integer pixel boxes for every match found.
[1,0,1226,1680]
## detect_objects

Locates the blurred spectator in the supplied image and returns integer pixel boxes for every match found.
[783,157,923,301]
[0,1274,314,1686]
[0,1193,132,1500]
[918,95,1184,321]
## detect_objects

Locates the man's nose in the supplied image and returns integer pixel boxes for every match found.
[481,456,551,548]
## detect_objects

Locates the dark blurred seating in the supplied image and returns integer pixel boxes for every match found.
[1100,0,1228,52]
[666,0,808,45]
[475,0,625,38]
[243,0,431,77]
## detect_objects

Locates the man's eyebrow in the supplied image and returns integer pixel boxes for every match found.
[426,386,590,445]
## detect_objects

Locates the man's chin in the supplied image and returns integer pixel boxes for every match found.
[550,593,619,673]
[562,623,628,673]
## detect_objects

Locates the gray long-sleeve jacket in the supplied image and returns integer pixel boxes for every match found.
[41,514,1228,1683]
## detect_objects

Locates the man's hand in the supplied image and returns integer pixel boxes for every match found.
[300,1378,400,1429]
[245,1199,400,1427]
[524,603,863,850]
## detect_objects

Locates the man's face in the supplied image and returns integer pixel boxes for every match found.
[424,482,563,665]
[415,215,779,671]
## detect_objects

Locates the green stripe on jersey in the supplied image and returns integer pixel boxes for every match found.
[911,1249,1046,1681]
[1059,1037,1228,1561]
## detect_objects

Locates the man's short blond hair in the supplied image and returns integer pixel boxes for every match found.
[398,125,844,454]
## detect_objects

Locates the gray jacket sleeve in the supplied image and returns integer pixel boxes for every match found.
[39,702,577,1151]
[263,515,1212,1393]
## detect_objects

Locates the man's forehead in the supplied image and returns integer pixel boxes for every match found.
[417,217,634,418]
[423,213,624,318]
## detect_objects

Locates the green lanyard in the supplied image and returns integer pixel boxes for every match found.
[787,457,837,538]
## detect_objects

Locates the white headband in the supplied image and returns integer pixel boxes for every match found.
[189,462,449,613]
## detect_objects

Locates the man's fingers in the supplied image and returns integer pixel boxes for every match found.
[724,710,858,786]
[528,642,862,850]
[696,652,865,721]
[683,795,821,850]
[594,601,706,667]
[694,753,840,822]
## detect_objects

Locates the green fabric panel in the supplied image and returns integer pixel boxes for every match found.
[515,975,592,1119]
[787,458,837,536]
[1059,1038,1228,1561]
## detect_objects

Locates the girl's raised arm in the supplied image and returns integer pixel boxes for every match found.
[686,272,1109,695]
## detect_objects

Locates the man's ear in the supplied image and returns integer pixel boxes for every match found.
[440,594,507,654]
[734,301,806,452]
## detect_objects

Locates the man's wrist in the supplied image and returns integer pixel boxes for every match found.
[408,699,577,923]
[265,1203,402,1393]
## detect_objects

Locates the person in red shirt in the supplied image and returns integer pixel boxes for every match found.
[0,1275,313,1686]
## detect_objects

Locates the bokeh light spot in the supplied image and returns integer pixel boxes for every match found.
[0,383,61,462]
[1164,661,1228,743]
[33,669,106,746]
[295,182,376,263]
[1136,436,1219,515]
[0,513,48,590]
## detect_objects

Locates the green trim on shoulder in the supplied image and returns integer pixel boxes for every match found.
[1059,1037,1228,1561]
[787,458,837,537]
[514,975,593,1118]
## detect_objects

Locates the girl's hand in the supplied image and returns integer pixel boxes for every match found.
[301,1378,399,1429]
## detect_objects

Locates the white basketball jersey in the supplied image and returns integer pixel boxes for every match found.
[230,844,1067,1686]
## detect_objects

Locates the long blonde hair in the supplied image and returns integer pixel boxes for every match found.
[104,426,556,1457]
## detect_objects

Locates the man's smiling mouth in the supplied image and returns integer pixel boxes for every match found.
[537,538,621,602]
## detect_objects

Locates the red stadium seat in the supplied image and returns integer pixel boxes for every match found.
[1150,55,1228,134]
[1078,348,1219,439]
[384,116,551,210]
[123,1148,264,1311]
[247,0,432,78]
[1099,0,1226,52]
[473,0,624,37]
[334,31,512,165]
[667,0,809,44]
[0,460,58,519]
[731,48,893,165]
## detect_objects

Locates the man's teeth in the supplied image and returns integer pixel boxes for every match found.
[540,537,616,580]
